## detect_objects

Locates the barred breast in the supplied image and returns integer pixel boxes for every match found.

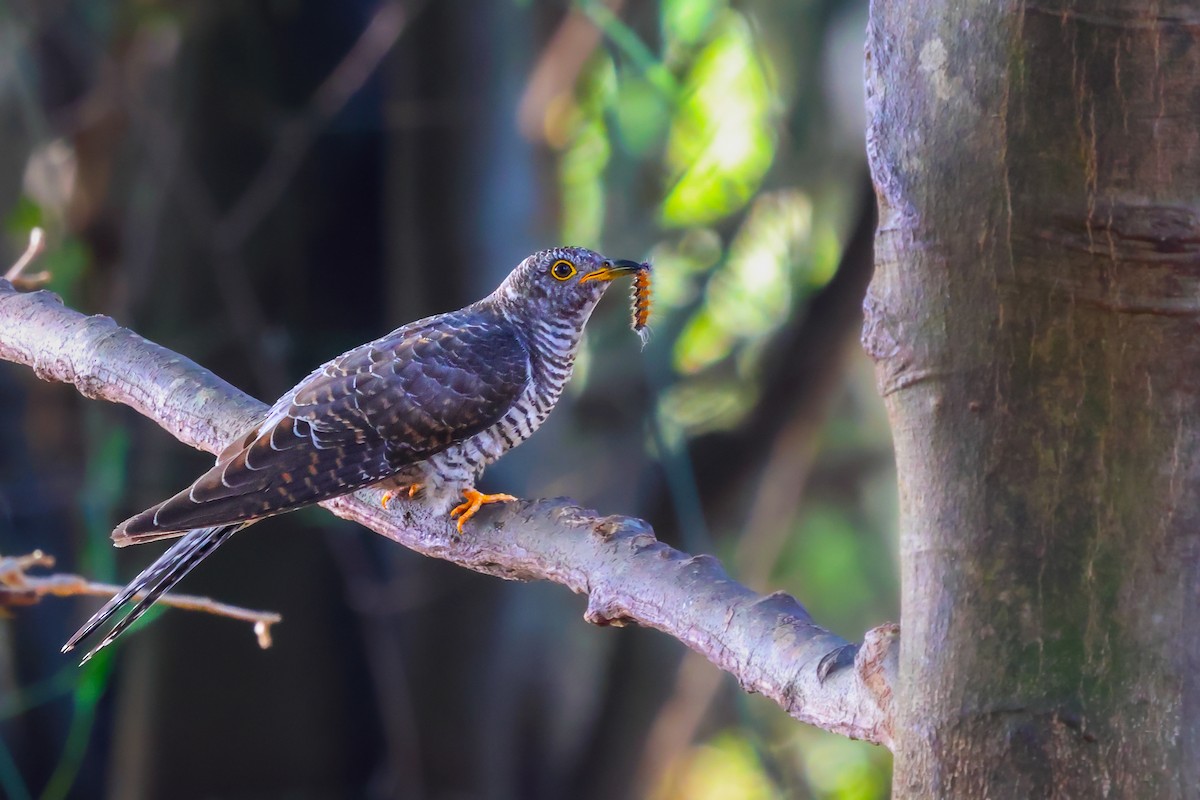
[418,310,582,504]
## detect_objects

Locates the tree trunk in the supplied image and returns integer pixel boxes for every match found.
[865,1,1200,796]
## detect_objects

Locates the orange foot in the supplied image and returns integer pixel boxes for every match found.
[449,489,517,533]
[381,483,423,509]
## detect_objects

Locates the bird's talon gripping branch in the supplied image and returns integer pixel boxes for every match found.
[450,489,517,532]
[381,483,422,509]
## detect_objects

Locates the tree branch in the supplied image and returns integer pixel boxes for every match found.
[0,551,281,648]
[0,277,898,748]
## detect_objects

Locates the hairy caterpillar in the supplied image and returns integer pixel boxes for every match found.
[631,264,652,348]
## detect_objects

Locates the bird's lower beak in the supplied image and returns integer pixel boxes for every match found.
[580,259,645,283]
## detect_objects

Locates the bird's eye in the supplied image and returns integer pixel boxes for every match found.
[550,259,576,281]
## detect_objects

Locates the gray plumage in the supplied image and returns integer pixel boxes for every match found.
[64,247,646,661]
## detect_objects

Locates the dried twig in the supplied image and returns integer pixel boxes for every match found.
[0,550,281,649]
[4,227,50,290]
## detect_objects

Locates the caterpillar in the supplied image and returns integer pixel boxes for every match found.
[631,264,652,348]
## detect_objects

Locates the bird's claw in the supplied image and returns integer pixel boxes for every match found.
[381,483,423,510]
[449,489,517,533]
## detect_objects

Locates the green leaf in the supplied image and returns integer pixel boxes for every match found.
[4,195,44,235]
[613,75,669,156]
[651,731,778,800]
[662,0,726,47]
[43,237,88,309]
[661,12,776,226]
[560,117,611,248]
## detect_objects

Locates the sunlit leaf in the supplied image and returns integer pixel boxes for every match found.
[800,733,890,800]
[559,52,617,246]
[579,49,619,111]
[673,307,728,375]
[644,230,720,310]
[719,189,811,330]
[662,0,727,48]
[658,378,756,434]
[672,190,812,374]
[560,117,611,248]
[652,731,778,800]
[661,12,776,226]
[614,75,669,156]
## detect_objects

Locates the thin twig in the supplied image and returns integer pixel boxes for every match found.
[0,551,281,649]
[3,228,50,290]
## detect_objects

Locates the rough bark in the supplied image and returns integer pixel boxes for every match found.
[0,278,898,748]
[865,1,1200,796]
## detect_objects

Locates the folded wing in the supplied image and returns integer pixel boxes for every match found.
[117,313,529,539]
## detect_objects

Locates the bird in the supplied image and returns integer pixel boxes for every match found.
[63,247,647,662]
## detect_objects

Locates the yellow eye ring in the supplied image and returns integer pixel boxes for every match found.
[550,259,577,281]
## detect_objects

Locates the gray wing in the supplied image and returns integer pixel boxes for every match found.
[118,312,529,536]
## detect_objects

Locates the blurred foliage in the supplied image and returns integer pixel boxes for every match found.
[553,0,856,442]
[0,0,894,798]
[660,11,775,227]
[547,1,893,796]
[795,727,892,800]
[652,732,778,800]
[4,196,87,308]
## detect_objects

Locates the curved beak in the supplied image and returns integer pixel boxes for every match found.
[580,259,645,283]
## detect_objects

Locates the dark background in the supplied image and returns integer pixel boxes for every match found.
[0,1,895,797]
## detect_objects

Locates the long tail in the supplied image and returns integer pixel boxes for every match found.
[62,523,245,663]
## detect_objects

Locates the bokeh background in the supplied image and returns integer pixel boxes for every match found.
[0,1,897,798]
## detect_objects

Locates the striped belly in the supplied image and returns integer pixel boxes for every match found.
[418,379,561,500]
[415,316,577,511]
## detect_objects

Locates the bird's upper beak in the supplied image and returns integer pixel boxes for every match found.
[580,259,645,283]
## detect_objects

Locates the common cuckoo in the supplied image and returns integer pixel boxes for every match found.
[64,247,647,661]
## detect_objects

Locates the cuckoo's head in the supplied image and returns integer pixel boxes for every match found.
[494,247,644,327]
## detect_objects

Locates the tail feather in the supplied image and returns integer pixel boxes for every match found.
[111,500,168,542]
[112,528,189,548]
[62,523,244,663]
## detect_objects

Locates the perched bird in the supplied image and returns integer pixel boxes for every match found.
[63,247,646,662]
